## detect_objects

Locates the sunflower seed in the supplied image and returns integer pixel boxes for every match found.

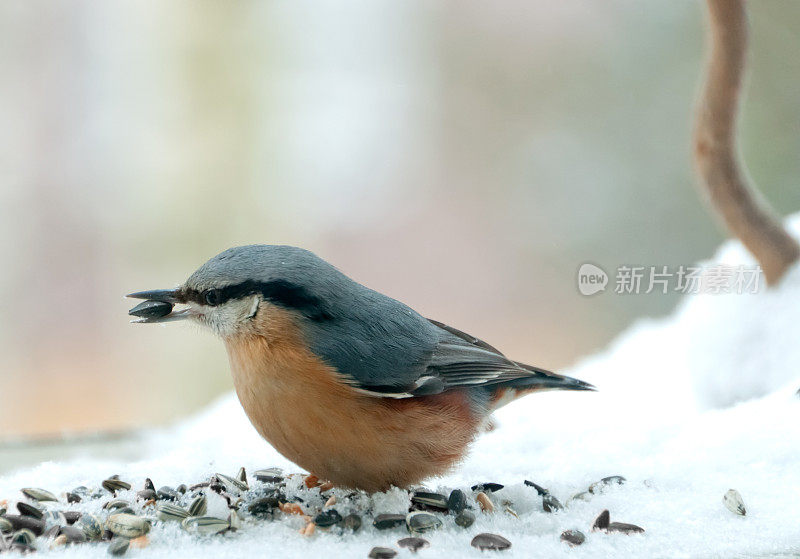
[607,521,645,534]
[60,525,87,543]
[104,499,132,511]
[313,509,342,528]
[103,479,132,494]
[66,492,82,504]
[397,536,429,552]
[523,480,549,495]
[188,495,207,517]
[253,468,284,483]
[471,483,504,493]
[723,489,746,516]
[589,476,626,494]
[373,513,406,530]
[0,517,12,533]
[63,511,82,525]
[542,493,563,512]
[107,536,130,556]
[181,516,229,535]
[76,513,104,540]
[215,473,248,493]
[341,513,362,532]
[368,546,397,559]
[16,502,43,519]
[247,495,279,517]
[410,491,448,511]
[237,467,247,485]
[176,484,187,494]
[592,509,610,531]
[11,528,35,545]
[454,510,475,528]
[136,489,157,501]
[5,514,45,536]
[156,503,190,521]
[447,489,466,513]
[106,513,151,538]
[156,486,180,501]
[560,529,586,546]
[21,488,58,502]
[405,511,442,534]
[568,491,592,504]
[471,532,512,551]
[129,300,173,319]
[144,478,156,492]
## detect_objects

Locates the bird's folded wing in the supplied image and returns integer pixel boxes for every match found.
[349,318,561,398]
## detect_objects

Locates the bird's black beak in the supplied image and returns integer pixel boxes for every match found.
[126,288,192,323]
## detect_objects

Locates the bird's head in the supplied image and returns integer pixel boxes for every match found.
[127,245,338,338]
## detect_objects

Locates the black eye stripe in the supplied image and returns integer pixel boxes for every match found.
[182,280,331,320]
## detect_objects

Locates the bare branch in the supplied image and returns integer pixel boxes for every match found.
[693,0,799,285]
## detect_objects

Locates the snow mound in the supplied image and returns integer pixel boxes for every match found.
[2,222,800,558]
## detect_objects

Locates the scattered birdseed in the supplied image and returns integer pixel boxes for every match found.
[102,478,132,494]
[589,475,626,494]
[607,521,645,534]
[0,470,656,555]
[471,483,504,493]
[314,509,342,528]
[723,489,746,516]
[542,493,563,513]
[592,509,611,531]
[106,513,151,538]
[471,532,512,551]
[181,516,229,535]
[476,492,494,513]
[410,491,448,511]
[405,511,442,534]
[373,514,406,530]
[16,502,43,519]
[560,529,586,546]
[188,495,208,517]
[447,489,467,513]
[454,510,475,528]
[341,513,362,532]
[59,525,87,543]
[107,536,130,556]
[21,488,58,503]
[368,546,397,559]
[397,536,429,552]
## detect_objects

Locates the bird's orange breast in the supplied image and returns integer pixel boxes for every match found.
[224,306,480,492]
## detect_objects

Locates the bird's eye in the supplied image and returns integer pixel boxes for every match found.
[204,289,221,306]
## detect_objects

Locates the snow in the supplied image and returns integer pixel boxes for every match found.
[3,223,800,558]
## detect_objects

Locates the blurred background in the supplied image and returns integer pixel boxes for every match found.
[1,1,799,444]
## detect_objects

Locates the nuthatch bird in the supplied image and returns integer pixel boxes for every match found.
[128,245,593,492]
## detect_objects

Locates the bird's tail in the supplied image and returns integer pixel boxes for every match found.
[488,362,595,410]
